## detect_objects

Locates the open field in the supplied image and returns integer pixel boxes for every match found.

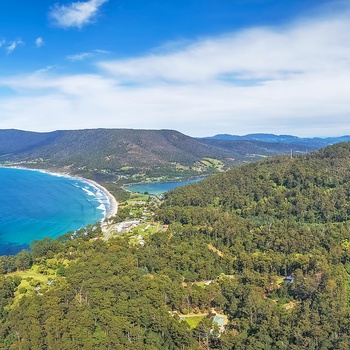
[182,315,206,329]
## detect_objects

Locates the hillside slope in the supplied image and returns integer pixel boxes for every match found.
[152,142,350,347]
[0,129,232,179]
[0,128,345,181]
[200,138,319,157]
[162,142,350,223]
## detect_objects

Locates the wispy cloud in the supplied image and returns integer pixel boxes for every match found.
[6,40,23,54]
[34,66,59,75]
[49,0,108,29]
[98,13,350,84]
[67,52,92,61]
[0,39,5,48]
[1,5,350,137]
[35,37,44,48]
[67,49,109,61]
[93,49,109,54]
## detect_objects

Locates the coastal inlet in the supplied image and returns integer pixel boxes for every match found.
[126,178,204,195]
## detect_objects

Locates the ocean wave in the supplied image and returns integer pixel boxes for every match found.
[78,180,111,219]
[81,187,95,197]
[96,203,107,220]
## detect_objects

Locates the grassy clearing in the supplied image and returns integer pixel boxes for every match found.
[183,315,206,329]
[121,166,134,171]
[126,193,150,204]
[193,281,209,287]
[7,265,57,307]
[200,158,224,169]
[128,223,161,245]
[175,164,190,170]
[181,281,212,288]
[8,265,55,283]
[199,159,212,167]
[132,223,158,235]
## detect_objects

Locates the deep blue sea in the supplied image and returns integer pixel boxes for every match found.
[0,168,109,255]
[127,178,204,195]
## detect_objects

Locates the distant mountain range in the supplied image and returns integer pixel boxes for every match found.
[198,134,350,159]
[202,133,350,146]
[0,129,349,181]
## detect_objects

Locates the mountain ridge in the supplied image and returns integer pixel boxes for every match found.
[202,133,350,145]
[0,128,232,180]
[1,128,349,181]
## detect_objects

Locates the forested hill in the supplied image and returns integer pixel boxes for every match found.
[161,141,350,224]
[0,128,336,180]
[199,138,319,157]
[153,141,350,347]
[0,128,223,165]
[0,128,231,178]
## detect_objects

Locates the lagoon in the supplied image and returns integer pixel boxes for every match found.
[126,178,203,195]
[0,168,111,255]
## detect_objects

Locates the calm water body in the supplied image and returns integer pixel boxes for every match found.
[127,178,203,195]
[0,168,109,255]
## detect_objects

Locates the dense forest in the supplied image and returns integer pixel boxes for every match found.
[1,143,350,348]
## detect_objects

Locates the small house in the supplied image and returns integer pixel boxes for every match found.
[285,275,293,283]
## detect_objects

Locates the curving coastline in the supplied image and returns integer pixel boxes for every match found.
[0,166,121,255]
[0,166,118,221]
[81,178,118,219]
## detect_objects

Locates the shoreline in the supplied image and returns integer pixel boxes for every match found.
[0,165,118,220]
[81,178,118,219]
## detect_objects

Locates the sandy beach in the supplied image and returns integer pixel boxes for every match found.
[82,178,118,219]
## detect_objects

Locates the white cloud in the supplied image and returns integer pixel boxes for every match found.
[67,49,108,61]
[93,49,109,54]
[1,5,350,137]
[49,0,108,29]
[98,14,350,84]
[67,52,92,61]
[0,39,5,48]
[35,37,44,48]
[6,40,23,54]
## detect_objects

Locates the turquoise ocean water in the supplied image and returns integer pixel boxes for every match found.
[0,168,109,255]
[127,178,203,195]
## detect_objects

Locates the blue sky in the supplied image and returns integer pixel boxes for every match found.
[0,0,348,137]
